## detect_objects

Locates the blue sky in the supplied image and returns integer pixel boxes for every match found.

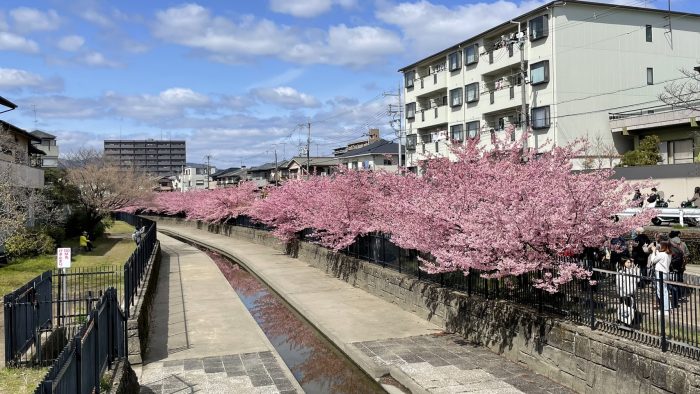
[1,0,698,167]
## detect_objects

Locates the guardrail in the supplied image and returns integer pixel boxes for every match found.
[617,207,700,226]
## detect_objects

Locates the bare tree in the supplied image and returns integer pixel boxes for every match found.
[659,66,700,111]
[581,136,621,170]
[64,148,155,231]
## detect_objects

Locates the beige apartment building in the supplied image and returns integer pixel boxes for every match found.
[400,0,700,170]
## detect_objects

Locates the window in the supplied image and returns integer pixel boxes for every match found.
[383,158,393,165]
[465,44,479,65]
[405,70,415,88]
[530,60,549,85]
[450,124,464,142]
[659,139,694,164]
[529,15,549,41]
[467,121,480,139]
[196,180,204,186]
[449,88,463,107]
[406,102,416,119]
[406,134,417,150]
[497,117,506,131]
[647,67,654,85]
[646,25,652,42]
[448,51,461,71]
[465,83,479,103]
[531,106,551,129]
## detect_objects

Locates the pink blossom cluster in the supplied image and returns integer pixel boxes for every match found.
[251,139,654,292]
[124,181,259,223]
[123,138,655,292]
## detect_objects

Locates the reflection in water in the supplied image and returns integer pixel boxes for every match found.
[207,250,385,394]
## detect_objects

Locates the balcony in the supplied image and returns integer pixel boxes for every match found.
[483,86,520,115]
[414,71,447,98]
[480,36,521,75]
[415,106,448,129]
[0,161,44,188]
[610,104,700,133]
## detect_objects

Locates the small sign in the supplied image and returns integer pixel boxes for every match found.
[57,248,71,269]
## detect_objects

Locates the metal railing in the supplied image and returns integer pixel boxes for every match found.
[35,287,126,394]
[339,232,700,359]
[5,213,157,366]
[3,271,53,365]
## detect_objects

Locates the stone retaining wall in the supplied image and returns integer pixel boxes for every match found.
[126,241,162,366]
[147,216,700,394]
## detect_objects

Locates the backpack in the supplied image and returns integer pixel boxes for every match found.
[669,245,684,272]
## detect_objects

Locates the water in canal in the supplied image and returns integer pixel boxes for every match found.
[194,244,386,394]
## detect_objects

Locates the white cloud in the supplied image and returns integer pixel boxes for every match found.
[80,9,114,28]
[10,7,61,33]
[376,0,548,56]
[77,51,121,68]
[104,88,212,121]
[252,86,320,108]
[152,3,401,67]
[0,12,8,31]
[57,35,85,51]
[153,4,296,62]
[0,68,63,92]
[0,31,39,53]
[269,0,358,17]
[284,24,402,67]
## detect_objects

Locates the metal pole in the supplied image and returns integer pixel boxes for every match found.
[205,155,211,189]
[519,22,528,151]
[274,148,278,185]
[397,84,403,169]
[306,122,311,180]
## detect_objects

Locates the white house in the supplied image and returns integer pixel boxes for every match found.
[174,163,216,191]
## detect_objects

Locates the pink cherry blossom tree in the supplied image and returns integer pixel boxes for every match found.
[371,138,655,292]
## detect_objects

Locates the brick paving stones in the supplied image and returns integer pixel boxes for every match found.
[353,334,576,394]
[139,351,298,394]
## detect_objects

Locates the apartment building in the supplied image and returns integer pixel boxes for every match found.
[103,139,186,176]
[400,0,700,170]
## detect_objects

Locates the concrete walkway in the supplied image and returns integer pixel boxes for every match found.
[139,234,302,394]
[158,224,574,394]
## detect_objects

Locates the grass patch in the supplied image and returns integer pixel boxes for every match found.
[0,367,48,394]
[0,221,136,296]
[105,221,135,237]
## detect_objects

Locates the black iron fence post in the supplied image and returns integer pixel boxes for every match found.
[587,258,595,330]
[658,273,668,352]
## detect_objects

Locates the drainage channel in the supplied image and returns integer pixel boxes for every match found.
[177,237,387,394]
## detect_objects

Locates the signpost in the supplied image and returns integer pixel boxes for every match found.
[56,248,71,326]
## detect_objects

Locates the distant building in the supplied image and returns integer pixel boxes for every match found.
[212,167,247,188]
[174,163,216,191]
[333,128,380,156]
[30,130,59,168]
[0,120,44,188]
[283,157,338,180]
[337,139,403,172]
[103,139,186,176]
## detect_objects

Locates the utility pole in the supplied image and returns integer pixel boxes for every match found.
[205,154,211,189]
[510,20,528,151]
[386,87,403,169]
[274,148,278,185]
[306,122,311,180]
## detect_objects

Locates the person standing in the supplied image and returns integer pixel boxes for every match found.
[688,187,700,207]
[632,227,651,286]
[649,241,672,315]
[669,230,689,305]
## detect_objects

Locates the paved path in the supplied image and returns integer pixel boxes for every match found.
[158,224,575,394]
[139,234,302,394]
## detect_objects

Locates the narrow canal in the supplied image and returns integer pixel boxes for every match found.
[188,242,386,394]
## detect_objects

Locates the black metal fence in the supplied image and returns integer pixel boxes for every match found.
[3,271,53,365]
[122,218,157,318]
[35,287,126,394]
[4,213,157,368]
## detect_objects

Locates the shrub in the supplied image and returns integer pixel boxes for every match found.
[619,135,662,166]
[5,229,56,258]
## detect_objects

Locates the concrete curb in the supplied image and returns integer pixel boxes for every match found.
[158,229,420,392]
